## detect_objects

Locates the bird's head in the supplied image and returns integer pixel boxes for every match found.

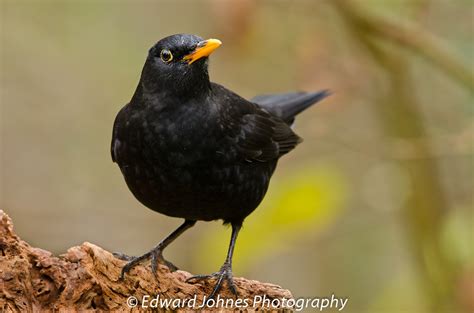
[140,34,222,98]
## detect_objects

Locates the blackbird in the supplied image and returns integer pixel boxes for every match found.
[111,34,329,297]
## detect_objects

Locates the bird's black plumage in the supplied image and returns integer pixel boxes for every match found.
[111,34,329,297]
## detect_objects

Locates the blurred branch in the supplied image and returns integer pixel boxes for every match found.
[0,210,292,311]
[333,0,474,89]
[332,1,460,312]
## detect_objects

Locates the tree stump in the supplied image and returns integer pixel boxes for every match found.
[0,210,293,311]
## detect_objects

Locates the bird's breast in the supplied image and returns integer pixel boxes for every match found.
[113,104,276,221]
[117,104,223,168]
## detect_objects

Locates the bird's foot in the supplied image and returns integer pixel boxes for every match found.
[186,262,238,298]
[112,252,135,261]
[115,247,178,280]
[154,253,179,273]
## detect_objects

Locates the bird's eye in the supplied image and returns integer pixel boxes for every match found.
[160,50,173,63]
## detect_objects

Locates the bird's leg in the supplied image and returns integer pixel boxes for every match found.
[187,222,241,298]
[116,219,196,279]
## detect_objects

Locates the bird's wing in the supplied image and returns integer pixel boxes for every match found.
[213,84,301,162]
[251,90,330,124]
[111,105,128,163]
[233,111,302,162]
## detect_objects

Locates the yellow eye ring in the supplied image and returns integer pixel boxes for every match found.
[160,49,173,63]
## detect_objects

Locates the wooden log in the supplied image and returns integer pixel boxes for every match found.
[0,210,292,311]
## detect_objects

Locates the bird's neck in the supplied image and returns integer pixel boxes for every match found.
[131,79,211,109]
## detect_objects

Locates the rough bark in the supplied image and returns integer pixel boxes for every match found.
[0,210,293,312]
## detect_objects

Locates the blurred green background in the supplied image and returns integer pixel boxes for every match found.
[1,0,472,312]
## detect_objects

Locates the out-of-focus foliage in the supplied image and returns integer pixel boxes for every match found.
[196,162,348,272]
[441,208,474,267]
[1,0,472,312]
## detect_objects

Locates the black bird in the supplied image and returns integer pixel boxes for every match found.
[111,34,329,297]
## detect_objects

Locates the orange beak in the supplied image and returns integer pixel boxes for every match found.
[183,39,222,64]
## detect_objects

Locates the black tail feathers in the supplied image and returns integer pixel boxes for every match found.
[252,90,330,123]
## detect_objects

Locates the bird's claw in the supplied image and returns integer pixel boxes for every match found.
[186,263,238,298]
[113,252,135,261]
[151,251,179,274]
[116,247,178,280]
